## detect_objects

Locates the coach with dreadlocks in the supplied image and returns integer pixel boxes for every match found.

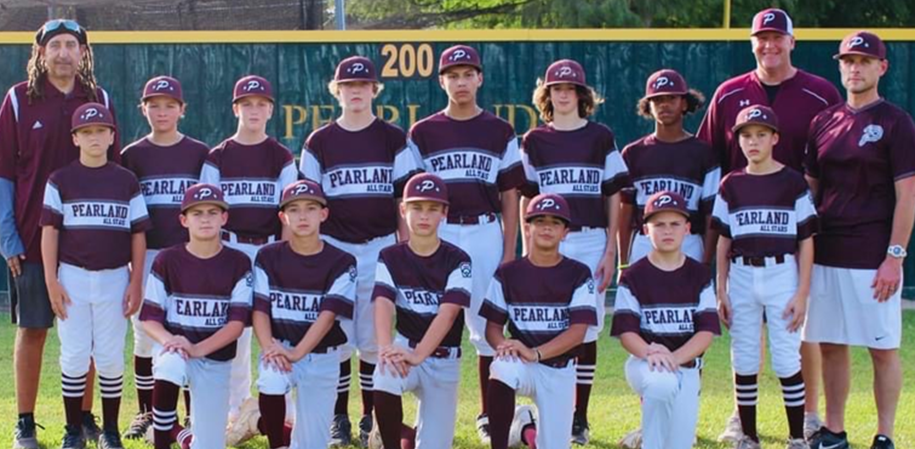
[0,19,118,449]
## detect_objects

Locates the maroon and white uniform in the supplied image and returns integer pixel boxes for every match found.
[372,241,473,449]
[698,70,841,173]
[253,241,357,449]
[140,244,253,449]
[481,257,596,449]
[803,100,915,349]
[611,258,720,449]
[712,167,816,379]
[200,137,298,253]
[199,136,297,415]
[519,121,628,344]
[300,119,421,364]
[408,110,525,356]
[621,135,719,262]
[40,161,150,409]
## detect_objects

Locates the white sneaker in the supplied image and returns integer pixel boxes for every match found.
[225,397,260,447]
[717,413,744,443]
[508,405,537,448]
[618,428,642,449]
[803,414,823,441]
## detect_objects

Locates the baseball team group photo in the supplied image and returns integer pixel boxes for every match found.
[1,3,914,449]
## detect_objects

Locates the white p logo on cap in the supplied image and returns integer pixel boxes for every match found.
[417,179,438,192]
[81,108,99,120]
[653,76,671,90]
[154,80,172,91]
[763,12,776,25]
[747,108,764,120]
[196,187,213,199]
[537,198,559,210]
[848,36,868,48]
[450,49,469,61]
[293,184,311,195]
[245,80,262,91]
[655,195,674,207]
[556,66,576,78]
[349,62,366,74]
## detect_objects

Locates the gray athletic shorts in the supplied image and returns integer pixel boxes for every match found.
[10,262,54,329]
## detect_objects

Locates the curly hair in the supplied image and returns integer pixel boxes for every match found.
[532,80,604,123]
[636,89,706,120]
[26,41,98,104]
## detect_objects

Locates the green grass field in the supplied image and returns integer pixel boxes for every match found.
[1,312,913,448]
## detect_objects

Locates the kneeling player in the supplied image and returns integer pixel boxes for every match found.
[611,191,720,449]
[140,184,253,449]
[712,106,815,449]
[252,180,357,449]
[372,173,472,449]
[482,193,597,449]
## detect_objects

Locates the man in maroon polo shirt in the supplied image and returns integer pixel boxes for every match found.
[804,31,915,449]
[697,8,841,443]
[0,19,118,448]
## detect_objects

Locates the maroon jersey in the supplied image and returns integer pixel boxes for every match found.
[300,119,421,243]
[140,245,253,362]
[253,241,356,350]
[121,136,209,250]
[480,257,596,365]
[611,257,720,352]
[804,100,915,269]
[519,122,629,229]
[373,241,472,347]
[698,70,841,173]
[712,167,817,257]
[200,137,298,239]
[0,80,120,262]
[40,162,151,271]
[621,135,720,233]
[409,111,526,220]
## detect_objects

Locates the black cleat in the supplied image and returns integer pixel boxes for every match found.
[330,414,353,447]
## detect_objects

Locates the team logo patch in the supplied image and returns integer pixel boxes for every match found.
[348,62,367,74]
[245,272,254,287]
[554,66,577,78]
[292,184,312,195]
[587,278,595,294]
[154,80,173,91]
[459,262,472,279]
[746,108,767,120]
[859,124,884,147]
[244,80,263,92]
[652,76,671,90]
[80,108,100,120]
[449,49,470,61]
[416,179,440,193]
[654,194,677,208]
[348,265,357,282]
[195,187,215,200]
[762,12,776,25]
[537,198,561,211]
[848,36,869,49]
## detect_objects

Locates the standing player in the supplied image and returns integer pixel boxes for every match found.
[482,193,597,449]
[199,74,299,420]
[712,106,816,449]
[803,31,915,449]
[251,180,357,449]
[518,59,627,445]
[120,75,210,439]
[372,173,472,449]
[300,55,421,446]
[408,45,524,443]
[619,69,718,265]
[41,103,149,449]
[611,191,720,449]
[697,9,841,440]
[140,183,253,449]
[1,20,117,447]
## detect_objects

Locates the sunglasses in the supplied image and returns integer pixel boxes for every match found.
[36,19,84,45]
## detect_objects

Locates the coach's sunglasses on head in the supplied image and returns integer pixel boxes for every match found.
[36,19,86,45]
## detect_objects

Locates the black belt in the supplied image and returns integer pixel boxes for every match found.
[447,213,496,225]
[680,358,703,369]
[540,357,573,368]
[312,345,341,354]
[731,254,786,267]
[408,340,461,359]
[222,230,271,245]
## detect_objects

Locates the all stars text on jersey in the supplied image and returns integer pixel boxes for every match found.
[70,203,128,227]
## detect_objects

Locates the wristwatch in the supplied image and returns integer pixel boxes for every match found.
[887,245,907,259]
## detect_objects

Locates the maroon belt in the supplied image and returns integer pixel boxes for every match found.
[222,231,271,246]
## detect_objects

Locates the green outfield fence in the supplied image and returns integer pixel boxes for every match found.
[1,28,914,299]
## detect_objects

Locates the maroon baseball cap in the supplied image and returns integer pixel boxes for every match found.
[543,59,587,88]
[280,180,327,209]
[180,183,229,213]
[525,193,571,224]
[403,173,449,205]
[751,8,794,36]
[142,76,184,103]
[233,75,274,103]
[643,191,690,221]
[439,45,482,74]
[834,31,887,60]
[335,56,378,83]
[732,105,779,134]
[643,69,689,99]
[71,103,115,133]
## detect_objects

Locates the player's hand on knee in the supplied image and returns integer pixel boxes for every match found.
[47,278,71,320]
[163,335,194,359]
[783,294,807,332]
[716,290,732,329]
[264,353,292,372]
[872,257,902,302]
[6,254,24,278]
[646,352,678,373]
[122,280,143,317]
[646,342,671,356]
